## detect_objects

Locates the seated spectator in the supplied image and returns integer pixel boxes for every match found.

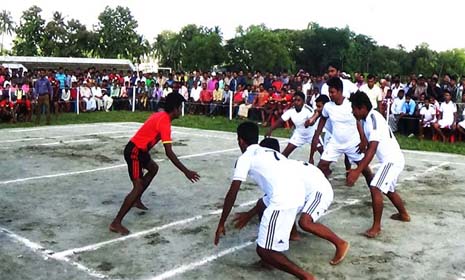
[251,84,269,124]
[101,82,113,112]
[457,102,465,139]
[60,86,71,112]
[189,82,201,114]
[398,93,417,136]
[199,82,212,115]
[150,83,163,111]
[433,90,457,142]
[209,82,223,116]
[418,96,437,139]
[0,94,15,123]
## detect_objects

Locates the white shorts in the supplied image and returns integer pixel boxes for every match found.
[320,140,364,163]
[458,120,465,129]
[257,207,299,252]
[300,187,333,222]
[371,161,404,194]
[289,132,313,147]
[438,119,454,128]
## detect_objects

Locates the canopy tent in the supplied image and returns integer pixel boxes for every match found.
[0,56,136,72]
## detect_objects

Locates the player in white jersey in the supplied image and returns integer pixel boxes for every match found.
[233,138,350,266]
[347,91,410,238]
[214,122,314,280]
[266,91,319,158]
[320,63,357,98]
[311,77,373,183]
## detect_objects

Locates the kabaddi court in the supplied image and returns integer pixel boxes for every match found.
[0,122,464,280]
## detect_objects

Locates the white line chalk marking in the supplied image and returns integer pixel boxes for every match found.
[146,198,361,280]
[0,227,107,279]
[0,147,239,185]
[51,200,257,259]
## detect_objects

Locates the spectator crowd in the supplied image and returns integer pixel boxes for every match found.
[0,65,464,142]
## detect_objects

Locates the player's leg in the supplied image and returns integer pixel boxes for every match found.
[282,143,297,157]
[433,122,446,142]
[134,159,159,210]
[298,190,349,264]
[256,208,315,280]
[365,186,383,238]
[386,191,410,222]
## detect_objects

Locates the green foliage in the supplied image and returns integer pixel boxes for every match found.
[12,6,45,56]
[95,6,149,61]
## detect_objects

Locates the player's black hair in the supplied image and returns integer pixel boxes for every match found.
[327,61,341,71]
[164,93,184,113]
[259,137,280,152]
[237,122,259,145]
[349,91,372,111]
[294,91,305,101]
[315,94,330,104]
[326,77,343,92]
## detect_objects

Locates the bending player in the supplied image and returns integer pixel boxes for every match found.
[110,93,200,235]
[234,137,349,266]
[266,91,321,158]
[347,91,410,238]
[214,122,314,280]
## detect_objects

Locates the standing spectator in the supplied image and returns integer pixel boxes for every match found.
[199,82,213,115]
[209,82,223,116]
[389,89,405,132]
[360,74,383,111]
[34,69,53,125]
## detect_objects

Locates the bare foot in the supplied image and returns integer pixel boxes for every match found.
[109,222,130,235]
[133,201,149,210]
[390,213,410,222]
[363,227,381,238]
[330,241,350,265]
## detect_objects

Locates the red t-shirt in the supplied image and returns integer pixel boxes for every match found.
[0,100,14,109]
[130,111,172,151]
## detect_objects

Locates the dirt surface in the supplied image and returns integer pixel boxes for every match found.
[1,122,464,280]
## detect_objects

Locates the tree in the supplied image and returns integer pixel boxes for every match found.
[12,5,45,56]
[153,31,184,70]
[40,12,67,56]
[0,10,15,54]
[94,6,148,61]
[65,19,97,57]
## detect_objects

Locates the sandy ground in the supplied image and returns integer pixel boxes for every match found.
[0,122,464,280]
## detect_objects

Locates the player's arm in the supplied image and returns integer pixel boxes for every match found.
[233,198,266,230]
[163,142,200,182]
[311,115,326,149]
[214,180,242,245]
[266,117,284,137]
[347,140,378,186]
[305,110,320,128]
[356,120,368,153]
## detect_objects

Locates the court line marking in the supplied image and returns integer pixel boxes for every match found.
[145,160,450,280]
[0,147,240,185]
[146,198,361,280]
[3,122,132,133]
[51,200,257,259]
[0,130,133,144]
[37,139,99,146]
[0,227,108,279]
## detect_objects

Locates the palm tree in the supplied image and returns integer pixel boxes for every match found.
[0,10,15,54]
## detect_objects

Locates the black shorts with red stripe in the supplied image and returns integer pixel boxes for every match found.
[124,141,151,180]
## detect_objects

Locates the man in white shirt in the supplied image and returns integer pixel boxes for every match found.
[320,63,357,98]
[266,92,317,158]
[360,74,382,110]
[233,137,350,266]
[214,122,314,280]
[347,91,410,238]
[419,96,437,139]
[388,89,405,132]
[311,77,373,182]
[433,90,457,142]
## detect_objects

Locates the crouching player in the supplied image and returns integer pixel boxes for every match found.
[347,91,410,238]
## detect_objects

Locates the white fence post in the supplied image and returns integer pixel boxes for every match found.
[76,87,80,115]
[132,86,136,112]
[229,92,233,120]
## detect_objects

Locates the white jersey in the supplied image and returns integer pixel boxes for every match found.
[439,101,457,125]
[289,160,332,196]
[419,104,436,125]
[322,98,360,146]
[321,78,357,98]
[233,144,305,210]
[363,110,403,164]
[281,104,315,137]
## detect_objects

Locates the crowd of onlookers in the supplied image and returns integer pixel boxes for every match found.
[0,65,464,142]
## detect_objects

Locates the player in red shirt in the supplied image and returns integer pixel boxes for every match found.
[110,93,200,235]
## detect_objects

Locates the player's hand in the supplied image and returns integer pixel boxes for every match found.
[214,223,226,245]
[265,129,272,138]
[356,139,367,154]
[309,157,315,165]
[233,212,252,230]
[346,169,360,187]
[185,170,200,183]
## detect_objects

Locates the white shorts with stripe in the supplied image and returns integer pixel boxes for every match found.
[371,161,404,194]
[257,207,299,252]
[320,140,364,163]
[300,187,333,222]
[289,132,313,147]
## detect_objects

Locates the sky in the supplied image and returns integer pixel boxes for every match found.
[2,0,464,52]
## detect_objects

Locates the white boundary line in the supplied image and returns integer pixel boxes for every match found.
[0,147,240,185]
[0,130,134,144]
[51,200,257,259]
[145,198,361,280]
[0,226,108,279]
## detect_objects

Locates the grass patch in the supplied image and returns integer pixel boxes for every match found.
[1,112,464,155]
